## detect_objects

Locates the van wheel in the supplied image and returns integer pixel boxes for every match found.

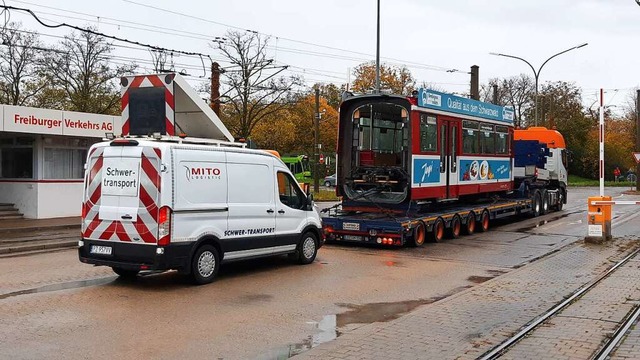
[464,212,476,235]
[112,267,139,278]
[409,221,426,247]
[297,232,318,264]
[446,215,462,239]
[190,245,220,285]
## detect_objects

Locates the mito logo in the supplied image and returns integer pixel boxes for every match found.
[183,165,222,181]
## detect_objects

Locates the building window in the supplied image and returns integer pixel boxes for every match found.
[0,136,34,178]
[44,148,87,179]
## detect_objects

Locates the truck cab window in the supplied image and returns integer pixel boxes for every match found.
[277,172,305,210]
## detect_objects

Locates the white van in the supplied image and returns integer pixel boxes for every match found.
[78,137,323,284]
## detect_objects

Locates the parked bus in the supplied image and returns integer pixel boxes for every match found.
[282,155,312,183]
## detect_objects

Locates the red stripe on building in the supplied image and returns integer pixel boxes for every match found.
[141,154,160,190]
[98,221,117,240]
[121,91,129,111]
[165,117,175,135]
[165,88,175,110]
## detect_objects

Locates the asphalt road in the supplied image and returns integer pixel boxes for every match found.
[0,187,638,360]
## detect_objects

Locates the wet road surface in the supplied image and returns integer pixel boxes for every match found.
[0,187,638,359]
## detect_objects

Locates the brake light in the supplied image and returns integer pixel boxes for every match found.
[158,206,172,246]
[323,225,334,234]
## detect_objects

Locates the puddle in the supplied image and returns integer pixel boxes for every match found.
[0,277,115,300]
[467,275,494,283]
[515,212,575,233]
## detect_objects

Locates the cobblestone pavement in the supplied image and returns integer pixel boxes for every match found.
[296,239,640,360]
[499,252,640,360]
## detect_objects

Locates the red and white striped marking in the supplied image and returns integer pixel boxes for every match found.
[121,74,175,136]
[591,200,640,206]
[81,146,162,244]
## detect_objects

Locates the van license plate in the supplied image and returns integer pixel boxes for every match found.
[343,235,363,241]
[90,245,112,255]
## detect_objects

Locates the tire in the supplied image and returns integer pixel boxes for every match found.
[409,221,426,247]
[190,245,220,285]
[324,181,331,187]
[446,215,462,239]
[532,190,542,217]
[556,190,564,211]
[479,210,490,232]
[464,211,476,235]
[297,231,318,264]
[112,267,139,278]
[429,217,445,243]
[541,190,549,215]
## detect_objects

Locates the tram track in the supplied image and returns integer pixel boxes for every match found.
[478,246,640,360]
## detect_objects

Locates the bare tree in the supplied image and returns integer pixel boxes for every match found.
[150,49,170,72]
[0,22,47,106]
[481,74,534,128]
[43,29,135,114]
[216,30,301,139]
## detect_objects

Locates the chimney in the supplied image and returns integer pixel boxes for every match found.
[470,65,479,100]
[210,62,221,116]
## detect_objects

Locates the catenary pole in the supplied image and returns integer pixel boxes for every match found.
[375,0,380,93]
[636,89,640,191]
[599,88,604,197]
[314,88,320,193]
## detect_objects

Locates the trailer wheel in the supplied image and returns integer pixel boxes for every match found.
[409,221,426,247]
[541,190,549,215]
[429,218,445,243]
[464,211,476,235]
[532,190,542,217]
[447,215,462,239]
[479,210,490,232]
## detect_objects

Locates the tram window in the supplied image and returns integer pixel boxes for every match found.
[420,114,437,152]
[480,124,495,154]
[462,121,479,154]
[495,126,510,154]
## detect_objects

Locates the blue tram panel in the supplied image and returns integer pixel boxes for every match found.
[417,88,514,124]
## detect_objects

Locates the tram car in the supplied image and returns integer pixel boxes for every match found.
[336,88,516,209]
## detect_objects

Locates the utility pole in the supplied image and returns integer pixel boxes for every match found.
[314,88,320,193]
[636,89,640,191]
[470,65,479,100]
[210,62,221,116]
[375,0,381,93]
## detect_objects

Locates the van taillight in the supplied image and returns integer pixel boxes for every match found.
[158,206,171,246]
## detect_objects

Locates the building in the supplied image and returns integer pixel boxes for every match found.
[0,105,120,218]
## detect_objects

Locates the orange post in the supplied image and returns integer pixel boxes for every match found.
[586,196,612,243]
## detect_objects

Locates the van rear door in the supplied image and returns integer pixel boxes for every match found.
[82,142,161,244]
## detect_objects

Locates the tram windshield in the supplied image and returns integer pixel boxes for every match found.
[353,102,408,165]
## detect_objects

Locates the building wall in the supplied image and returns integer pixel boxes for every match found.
[37,182,84,218]
[0,181,38,218]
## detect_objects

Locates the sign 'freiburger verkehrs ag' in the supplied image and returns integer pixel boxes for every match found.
[1,105,120,138]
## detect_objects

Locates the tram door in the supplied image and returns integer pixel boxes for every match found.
[438,116,461,199]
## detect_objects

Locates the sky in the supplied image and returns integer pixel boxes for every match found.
[4,0,640,114]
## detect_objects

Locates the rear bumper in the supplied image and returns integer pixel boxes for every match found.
[78,239,192,271]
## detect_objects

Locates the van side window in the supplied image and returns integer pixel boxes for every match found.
[277,172,305,210]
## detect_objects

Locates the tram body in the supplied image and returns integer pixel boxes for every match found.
[336,89,515,207]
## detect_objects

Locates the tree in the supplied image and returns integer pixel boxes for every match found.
[43,29,135,114]
[480,74,534,128]
[311,83,343,110]
[0,23,47,106]
[351,62,415,95]
[216,30,301,139]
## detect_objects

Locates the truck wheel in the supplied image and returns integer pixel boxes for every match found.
[464,212,476,235]
[297,231,318,264]
[479,210,490,232]
[556,189,565,211]
[409,221,426,247]
[429,218,445,242]
[190,245,220,285]
[541,190,549,215]
[446,215,462,239]
[532,190,542,217]
[112,267,139,279]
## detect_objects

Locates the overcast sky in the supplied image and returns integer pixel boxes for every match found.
[6,0,640,112]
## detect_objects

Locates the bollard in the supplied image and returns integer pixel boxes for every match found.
[586,196,612,243]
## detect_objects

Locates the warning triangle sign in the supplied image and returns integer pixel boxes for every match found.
[633,152,640,164]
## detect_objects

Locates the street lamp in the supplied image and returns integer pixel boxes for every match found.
[490,43,588,126]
